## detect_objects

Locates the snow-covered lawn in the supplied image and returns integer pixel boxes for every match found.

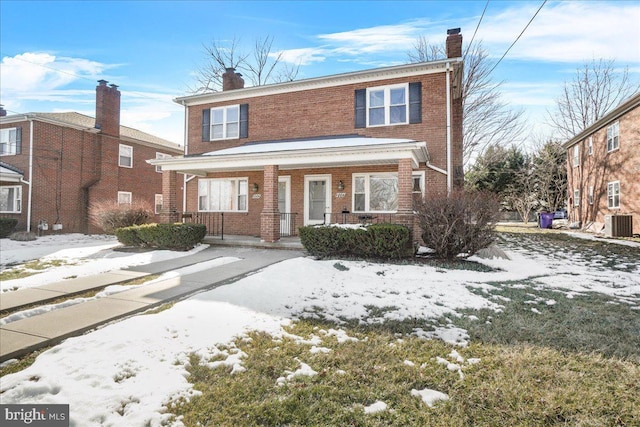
[0,233,638,426]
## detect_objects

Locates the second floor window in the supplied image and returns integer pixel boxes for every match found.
[211,105,239,140]
[607,121,619,152]
[573,145,580,167]
[155,152,171,173]
[119,144,133,168]
[367,84,408,127]
[0,127,21,156]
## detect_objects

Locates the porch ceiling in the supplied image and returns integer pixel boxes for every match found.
[149,137,430,176]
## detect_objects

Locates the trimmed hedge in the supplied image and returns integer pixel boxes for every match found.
[0,218,18,238]
[115,223,206,250]
[299,223,413,259]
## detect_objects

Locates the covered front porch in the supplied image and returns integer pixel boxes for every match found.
[149,136,434,243]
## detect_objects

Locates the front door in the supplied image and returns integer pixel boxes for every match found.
[304,175,332,225]
[278,176,291,235]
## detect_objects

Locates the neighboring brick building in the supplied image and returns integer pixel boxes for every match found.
[152,29,464,242]
[563,92,639,236]
[0,81,182,234]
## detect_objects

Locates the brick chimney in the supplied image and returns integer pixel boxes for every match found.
[222,67,245,91]
[95,80,121,136]
[0,105,6,117]
[446,28,463,58]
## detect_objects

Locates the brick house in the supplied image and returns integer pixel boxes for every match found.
[0,81,183,234]
[151,29,464,243]
[562,91,639,236]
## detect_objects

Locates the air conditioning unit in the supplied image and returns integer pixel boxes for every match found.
[604,215,633,237]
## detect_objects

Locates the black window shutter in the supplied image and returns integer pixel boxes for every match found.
[409,82,422,124]
[15,127,22,154]
[354,89,366,128]
[202,109,210,141]
[239,104,249,139]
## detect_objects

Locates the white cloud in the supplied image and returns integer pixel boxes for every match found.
[272,47,327,66]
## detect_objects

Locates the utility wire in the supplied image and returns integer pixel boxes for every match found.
[463,0,490,60]
[487,0,547,75]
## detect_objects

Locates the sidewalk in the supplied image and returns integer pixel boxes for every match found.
[0,246,303,362]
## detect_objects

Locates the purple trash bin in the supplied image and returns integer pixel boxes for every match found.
[539,212,554,229]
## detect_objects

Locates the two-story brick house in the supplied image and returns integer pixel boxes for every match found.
[0,81,182,234]
[563,92,639,236]
[151,29,464,243]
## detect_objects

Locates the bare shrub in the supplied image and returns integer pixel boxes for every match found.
[9,231,37,241]
[89,200,153,234]
[414,190,500,260]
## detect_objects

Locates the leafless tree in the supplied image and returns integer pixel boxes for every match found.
[408,39,526,167]
[548,59,639,141]
[192,35,299,93]
[532,138,566,212]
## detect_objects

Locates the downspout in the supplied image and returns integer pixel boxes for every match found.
[181,100,191,212]
[445,62,452,194]
[22,117,34,232]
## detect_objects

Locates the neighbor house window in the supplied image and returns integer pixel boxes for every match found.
[607,181,620,209]
[588,186,594,205]
[210,105,239,140]
[573,145,580,167]
[573,189,580,206]
[0,127,21,156]
[117,191,132,205]
[198,178,248,212]
[119,144,133,168]
[412,172,425,194]
[155,194,163,214]
[0,185,21,213]
[367,84,408,127]
[155,152,171,173]
[353,173,398,212]
[588,136,593,155]
[607,121,619,152]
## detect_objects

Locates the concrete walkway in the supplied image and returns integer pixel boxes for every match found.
[0,246,303,362]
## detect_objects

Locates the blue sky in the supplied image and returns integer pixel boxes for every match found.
[1,0,639,145]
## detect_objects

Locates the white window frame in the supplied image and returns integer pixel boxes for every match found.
[119,144,133,168]
[0,185,22,213]
[0,127,19,156]
[155,152,171,173]
[366,83,409,127]
[607,121,619,152]
[573,189,580,207]
[198,177,248,212]
[117,191,132,205]
[210,105,240,141]
[588,186,594,205]
[412,171,425,195]
[352,173,399,213]
[607,181,620,209]
[588,136,593,155]
[572,145,580,167]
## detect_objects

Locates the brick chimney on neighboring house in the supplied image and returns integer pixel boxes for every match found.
[446,28,463,58]
[95,80,121,136]
[0,105,7,117]
[222,68,245,91]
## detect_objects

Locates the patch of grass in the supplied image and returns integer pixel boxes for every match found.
[0,259,71,281]
[142,302,175,315]
[166,321,640,426]
[448,282,640,361]
[0,345,55,377]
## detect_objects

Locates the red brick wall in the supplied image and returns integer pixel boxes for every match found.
[566,103,640,233]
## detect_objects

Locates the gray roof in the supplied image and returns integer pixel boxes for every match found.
[17,112,182,152]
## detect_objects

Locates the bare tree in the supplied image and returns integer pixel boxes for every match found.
[532,139,566,212]
[547,59,639,141]
[192,36,299,93]
[408,40,526,167]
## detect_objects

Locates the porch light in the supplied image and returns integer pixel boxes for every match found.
[337,180,345,191]
[252,183,259,192]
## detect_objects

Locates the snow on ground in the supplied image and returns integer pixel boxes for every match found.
[0,233,639,426]
[0,235,209,292]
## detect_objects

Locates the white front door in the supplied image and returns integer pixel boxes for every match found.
[278,176,291,234]
[304,175,332,225]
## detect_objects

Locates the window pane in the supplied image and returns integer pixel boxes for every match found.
[212,124,223,139]
[390,105,406,124]
[226,106,239,122]
[369,90,384,107]
[308,180,326,221]
[369,107,385,126]
[370,176,398,211]
[390,88,405,105]
[354,194,365,212]
[212,109,224,124]
[355,177,365,193]
[227,122,239,138]
[238,194,247,211]
[0,188,13,211]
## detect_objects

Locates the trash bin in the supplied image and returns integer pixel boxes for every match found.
[539,212,554,229]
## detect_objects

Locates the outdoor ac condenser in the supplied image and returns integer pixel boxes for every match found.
[604,215,633,237]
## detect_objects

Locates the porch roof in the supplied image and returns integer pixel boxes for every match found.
[149,136,429,176]
[0,162,24,183]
